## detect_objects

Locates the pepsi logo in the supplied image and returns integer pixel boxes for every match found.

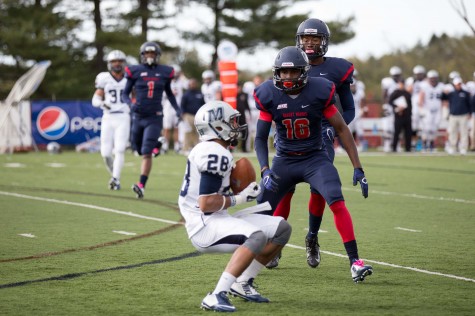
[37,107,69,140]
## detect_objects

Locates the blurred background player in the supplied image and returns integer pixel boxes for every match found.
[180,78,205,153]
[122,41,181,198]
[418,69,444,152]
[179,101,291,312]
[161,64,188,154]
[269,18,356,269]
[348,69,367,151]
[466,72,475,151]
[405,65,426,151]
[91,49,130,190]
[201,70,222,103]
[236,81,251,152]
[242,75,264,152]
[381,66,402,152]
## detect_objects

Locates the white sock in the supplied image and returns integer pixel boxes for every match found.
[213,271,236,294]
[236,260,264,283]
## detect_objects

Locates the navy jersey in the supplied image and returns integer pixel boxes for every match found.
[309,56,354,126]
[122,64,179,116]
[254,77,336,154]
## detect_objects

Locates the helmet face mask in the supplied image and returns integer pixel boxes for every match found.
[107,50,126,73]
[295,19,330,60]
[273,47,310,92]
[194,101,248,146]
[140,42,161,66]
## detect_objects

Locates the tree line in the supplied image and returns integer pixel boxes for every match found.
[0,0,474,103]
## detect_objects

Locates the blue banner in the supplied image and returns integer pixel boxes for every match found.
[31,100,103,145]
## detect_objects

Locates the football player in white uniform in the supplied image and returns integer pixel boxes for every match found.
[161,64,188,154]
[381,66,402,152]
[418,70,445,151]
[405,65,426,150]
[201,70,222,103]
[348,75,367,151]
[178,101,291,312]
[92,50,130,190]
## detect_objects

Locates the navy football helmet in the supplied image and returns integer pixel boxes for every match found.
[295,18,331,60]
[140,42,161,66]
[272,46,310,92]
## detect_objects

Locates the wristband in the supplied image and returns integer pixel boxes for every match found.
[230,195,237,207]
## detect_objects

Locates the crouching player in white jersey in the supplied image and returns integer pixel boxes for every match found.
[92,50,130,190]
[178,101,292,312]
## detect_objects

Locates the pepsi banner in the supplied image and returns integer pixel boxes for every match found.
[31,100,103,145]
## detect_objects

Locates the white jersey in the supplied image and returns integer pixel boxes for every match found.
[381,77,398,99]
[94,72,129,114]
[420,81,445,111]
[201,81,222,103]
[178,141,233,238]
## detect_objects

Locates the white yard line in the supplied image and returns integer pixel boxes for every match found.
[112,230,137,236]
[18,233,36,238]
[395,227,422,233]
[1,190,474,283]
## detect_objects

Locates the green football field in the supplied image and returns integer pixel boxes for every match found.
[0,150,474,315]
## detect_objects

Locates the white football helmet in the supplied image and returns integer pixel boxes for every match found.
[194,101,247,146]
[107,50,126,72]
[449,71,460,80]
[202,70,215,80]
[413,65,426,75]
[389,66,402,76]
[46,142,61,154]
[427,70,439,78]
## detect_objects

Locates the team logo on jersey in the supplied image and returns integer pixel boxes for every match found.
[140,72,147,76]
[277,103,288,110]
[36,106,70,140]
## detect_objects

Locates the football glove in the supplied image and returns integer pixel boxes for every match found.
[233,182,261,205]
[262,169,280,193]
[353,168,368,198]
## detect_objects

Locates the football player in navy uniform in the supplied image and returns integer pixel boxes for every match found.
[270,19,357,269]
[254,46,372,282]
[122,41,181,198]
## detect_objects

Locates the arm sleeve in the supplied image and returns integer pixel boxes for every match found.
[254,117,272,171]
[199,172,223,195]
[338,83,355,124]
[122,78,134,107]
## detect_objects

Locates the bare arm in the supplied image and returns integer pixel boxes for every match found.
[328,110,362,169]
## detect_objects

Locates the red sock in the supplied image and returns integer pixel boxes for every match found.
[309,192,325,216]
[329,200,355,243]
[273,192,293,219]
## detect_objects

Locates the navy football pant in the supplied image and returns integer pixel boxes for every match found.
[131,115,163,155]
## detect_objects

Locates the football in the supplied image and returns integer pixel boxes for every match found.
[230,157,256,193]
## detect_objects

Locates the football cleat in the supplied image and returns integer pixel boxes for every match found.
[305,234,321,268]
[132,183,144,199]
[201,291,236,312]
[109,177,121,190]
[230,278,270,303]
[265,251,281,269]
[351,259,373,283]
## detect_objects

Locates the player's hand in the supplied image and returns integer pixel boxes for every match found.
[262,169,279,192]
[237,182,261,202]
[353,168,368,198]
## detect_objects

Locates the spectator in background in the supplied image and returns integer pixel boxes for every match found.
[418,70,444,152]
[236,82,251,152]
[466,72,475,151]
[381,66,403,152]
[122,41,181,199]
[91,50,130,191]
[442,77,472,155]
[201,70,222,103]
[181,78,205,153]
[405,65,426,151]
[162,64,188,154]
[389,79,412,152]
